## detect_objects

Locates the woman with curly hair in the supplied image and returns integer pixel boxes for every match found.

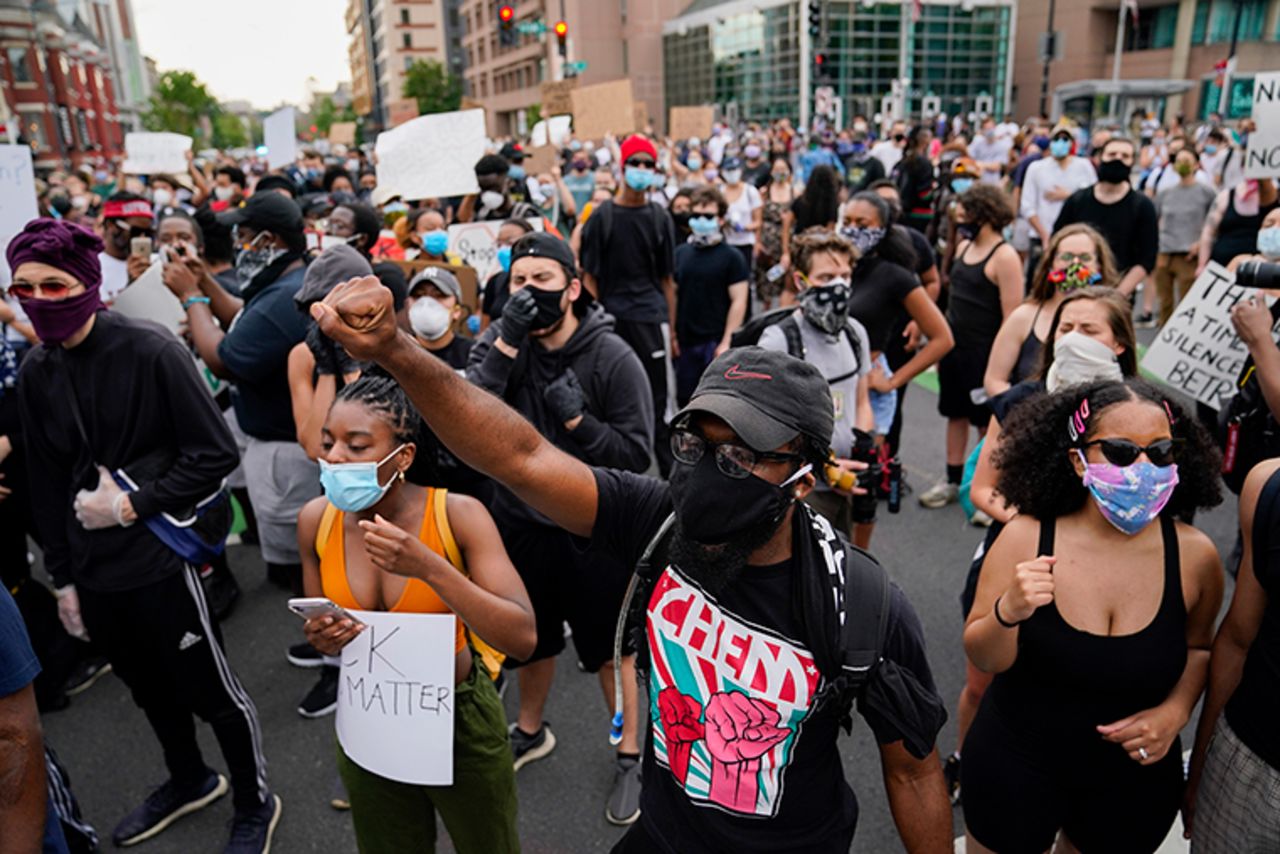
[982,223,1120,400]
[961,377,1224,854]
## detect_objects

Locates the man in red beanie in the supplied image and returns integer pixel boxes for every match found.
[580,134,678,474]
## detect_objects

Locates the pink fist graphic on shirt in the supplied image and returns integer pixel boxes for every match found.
[704,691,791,812]
[658,688,704,785]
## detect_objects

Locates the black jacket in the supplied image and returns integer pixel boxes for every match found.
[19,311,240,591]
[467,303,653,525]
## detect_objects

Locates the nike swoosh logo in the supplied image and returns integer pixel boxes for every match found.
[724,365,772,381]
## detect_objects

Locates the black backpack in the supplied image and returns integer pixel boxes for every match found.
[730,308,864,385]
[1218,301,1280,495]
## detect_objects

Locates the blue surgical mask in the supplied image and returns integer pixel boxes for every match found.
[686,157,703,171]
[1257,226,1280,259]
[1203,144,1217,155]
[496,245,513,272]
[689,216,719,236]
[569,140,582,151]
[1049,138,1072,158]
[951,177,974,194]
[319,444,406,513]
[625,166,652,192]
[509,165,526,180]
[422,229,449,257]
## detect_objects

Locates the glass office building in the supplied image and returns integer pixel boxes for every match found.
[664,0,1015,124]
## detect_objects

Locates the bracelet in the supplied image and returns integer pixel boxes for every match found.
[182,295,211,311]
[993,595,1021,629]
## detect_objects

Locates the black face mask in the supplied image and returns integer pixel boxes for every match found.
[669,453,811,546]
[1098,159,1131,184]
[529,286,568,333]
[671,211,692,238]
[956,222,978,241]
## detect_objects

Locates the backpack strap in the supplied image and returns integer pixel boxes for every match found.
[431,488,507,679]
[315,504,339,557]
[837,544,891,690]
[780,315,806,361]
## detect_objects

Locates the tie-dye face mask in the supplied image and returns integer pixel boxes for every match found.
[1075,452,1179,535]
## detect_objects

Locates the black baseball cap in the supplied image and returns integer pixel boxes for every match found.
[253,173,298,197]
[675,347,834,452]
[500,142,526,162]
[510,232,576,271]
[216,191,304,235]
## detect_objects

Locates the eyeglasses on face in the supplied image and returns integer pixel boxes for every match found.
[1081,438,1181,467]
[1055,251,1095,264]
[670,429,804,479]
[7,279,79,299]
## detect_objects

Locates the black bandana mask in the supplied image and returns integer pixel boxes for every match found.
[669,452,812,546]
[798,279,852,336]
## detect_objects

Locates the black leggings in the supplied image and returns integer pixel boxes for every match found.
[961,700,1183,853]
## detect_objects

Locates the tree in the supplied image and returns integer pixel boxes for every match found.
[212,112,248,149]
[141,71,219,141]
[402,60,463,115]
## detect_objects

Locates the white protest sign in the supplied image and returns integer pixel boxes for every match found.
[335,611,457,785]
[1141,262,1280,408]
[447,217,543,285]
[530,115,572,148]
[372,109,485,205]
[0,144,38,287]
[264,108,298,170]
[123,132,192,175]
[110,261,185,334]
[1246,72,1280,179]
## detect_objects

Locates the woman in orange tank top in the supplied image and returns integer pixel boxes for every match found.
[296,375,535,854]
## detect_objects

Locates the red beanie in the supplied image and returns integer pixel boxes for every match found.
[620,135,658,163]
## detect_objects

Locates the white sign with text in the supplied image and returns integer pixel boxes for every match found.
[447,218,543,285]
[123,132,192,175]
[1246,71,1280,179]
[373,109,485,205]
[264,108,298,170]
[335,611,457,785]
[0,144,38,286]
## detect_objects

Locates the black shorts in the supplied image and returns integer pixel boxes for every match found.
[962,699,1183,854]
[936,345,991,426]
[498,519,634,672]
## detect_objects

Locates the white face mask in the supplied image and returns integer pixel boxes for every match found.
[214,185,235,202]
[409,297,452,341]
[1046,330,1123,393]
[480,190,506,210]
[152,188,173,208]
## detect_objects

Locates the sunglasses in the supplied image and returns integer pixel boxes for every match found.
[671,429,805,479]
[8,279,77,299]
[1081,438,1182,467]
[625,158,656,169]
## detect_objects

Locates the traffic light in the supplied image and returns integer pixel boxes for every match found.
[808,0,822,39]
[498,4,515,47]
[554,20,568,57]
[814,51,829,81]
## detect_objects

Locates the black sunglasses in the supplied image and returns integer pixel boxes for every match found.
[1081,438,1182,467]
[625,158,656,169]
[670,429,804,480]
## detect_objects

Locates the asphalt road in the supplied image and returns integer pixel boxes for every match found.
[40,376,1240,854]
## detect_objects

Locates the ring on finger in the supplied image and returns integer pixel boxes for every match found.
[1138,747,1149,761]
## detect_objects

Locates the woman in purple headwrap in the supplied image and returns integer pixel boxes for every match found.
[5,219,106,346]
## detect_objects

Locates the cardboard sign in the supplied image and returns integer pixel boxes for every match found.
[541,79,577,117]
[388,99,421,128]
[447,217,543,285]
[392,259,480,314]
[123,132,193,175]
[373,109,485,205]
[335,611,457,785]
[263,108,298,170]
[524,144,560,177]
[0,144,38,287]
[1141,262,1280,408]
[329,122,357,146]
[634,102,649,134]
[669,106,714,141]
[570,79,635,141]
[1245,71,1280,178]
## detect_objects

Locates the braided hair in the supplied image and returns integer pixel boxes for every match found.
[334,374,421,445]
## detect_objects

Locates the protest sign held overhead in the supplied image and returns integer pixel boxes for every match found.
[263,107,298,169]
[1246,72,1280,178]
[373,109,486,205]
[122,133,192,175]
[570,79,635,141]
[669,106,714,141]
[0,144,37,286]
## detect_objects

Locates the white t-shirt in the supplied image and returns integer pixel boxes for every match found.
[870,141,903,173]
[724,183,763,247]
[1019,156,1098,232]
[99,252,130,302]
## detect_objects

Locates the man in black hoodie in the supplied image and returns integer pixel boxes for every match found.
[466,232,653,825]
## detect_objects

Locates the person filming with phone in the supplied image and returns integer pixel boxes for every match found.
[97,192,155,303]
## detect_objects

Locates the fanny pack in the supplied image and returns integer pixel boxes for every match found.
[61,362,232,565]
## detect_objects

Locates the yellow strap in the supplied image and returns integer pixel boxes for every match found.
[315,503,339,557]
[432,488,506,679]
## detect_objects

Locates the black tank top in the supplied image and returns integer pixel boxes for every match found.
[988,515,1187,745]
[1225,467,1280,771]
[1009,304,1044,386]
[947,240,1006,350]
[1211,187,1278,265]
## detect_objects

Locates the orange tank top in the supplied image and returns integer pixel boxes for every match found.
[317,488,467,654]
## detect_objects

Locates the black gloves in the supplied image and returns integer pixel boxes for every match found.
[544,368,587,425]
[497,286,538,348]
[307,322,361,377]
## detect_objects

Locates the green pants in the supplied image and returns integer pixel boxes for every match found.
[337,660,520,854]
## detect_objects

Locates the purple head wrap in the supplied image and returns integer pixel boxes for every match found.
[6,218,104,292]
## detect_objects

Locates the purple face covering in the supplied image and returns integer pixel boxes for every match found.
[7,218,105,344]
[1076,452,1179,535]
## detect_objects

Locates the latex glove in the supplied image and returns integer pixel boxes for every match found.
[544,368,586,424]
[56,585,89,641]
[73,465,132,530]
[497,287,538,349]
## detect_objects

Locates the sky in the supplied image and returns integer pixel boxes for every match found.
[132,0,351,110]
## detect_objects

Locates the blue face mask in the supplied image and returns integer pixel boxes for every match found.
[1203,144,1218,155]
[625,166,652,192]
[509,165,526,180]
[1257,226,1280,259]
[1049,138,1072,158]
[422,229,448,257]
[689,216,719,236]
[319,444,406,513]
[1033,135,1051,150]
[496,245,513,272]
[951,177,974,194]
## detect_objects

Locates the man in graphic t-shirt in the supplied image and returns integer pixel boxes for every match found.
[312,278,953,854]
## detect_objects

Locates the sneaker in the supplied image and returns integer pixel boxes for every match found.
[943,753,962,806]
[509,722,556,771]
[1135,311,1157,329]
[918,481,959,509]
[112,772,228,847]
[64,657,112,697]
[297,666,339,718]
[224,793,281,854]
[329,776,350,811]
[286,642,324,669]
[969,509,994,528]
[605,756,642,826]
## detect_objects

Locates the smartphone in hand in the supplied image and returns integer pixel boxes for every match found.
[130,236,153,258]
[287,597,363,626]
